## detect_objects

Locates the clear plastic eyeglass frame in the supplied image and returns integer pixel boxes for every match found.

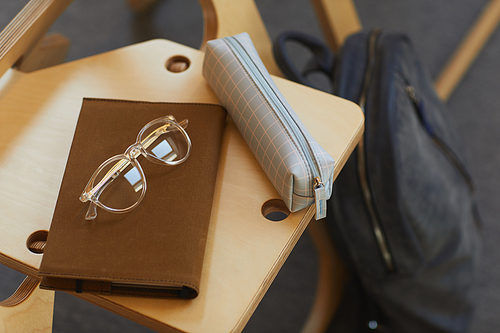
[79,115,191,220]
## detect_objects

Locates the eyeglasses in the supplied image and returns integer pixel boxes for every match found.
[79,115,191,220]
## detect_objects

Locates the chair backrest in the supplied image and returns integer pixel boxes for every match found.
[310,0,361,52]
[0,0,71,78]
[199,0,362,76]
[199,0,281,75]
[0,0,363,79]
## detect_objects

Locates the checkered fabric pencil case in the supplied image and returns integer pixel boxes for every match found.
[202,32,335,219]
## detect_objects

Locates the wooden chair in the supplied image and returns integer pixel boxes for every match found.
[0,0,363,332]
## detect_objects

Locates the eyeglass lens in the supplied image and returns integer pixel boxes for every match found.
[140,121,190,163]
[91,157,144,210]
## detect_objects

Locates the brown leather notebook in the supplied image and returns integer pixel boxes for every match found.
[39,98,226,298]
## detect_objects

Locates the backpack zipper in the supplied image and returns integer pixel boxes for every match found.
[357,30,396,273]
[224,36,327,219]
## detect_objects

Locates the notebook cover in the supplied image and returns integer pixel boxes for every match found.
[39,98,226,298]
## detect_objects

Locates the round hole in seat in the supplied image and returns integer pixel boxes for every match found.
[26,230,48,254]
[261,199,290,222]
[166,55,191,73]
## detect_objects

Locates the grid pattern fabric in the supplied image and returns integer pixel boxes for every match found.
[203,33,335,213]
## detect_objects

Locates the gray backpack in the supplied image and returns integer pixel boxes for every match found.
[274,30,481,332]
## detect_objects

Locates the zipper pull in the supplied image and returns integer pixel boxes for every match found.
[405,85,418,104]
[314,177,327,220]
[405,85,434,135]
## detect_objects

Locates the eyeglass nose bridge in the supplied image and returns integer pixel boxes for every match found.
[124,143,144,160]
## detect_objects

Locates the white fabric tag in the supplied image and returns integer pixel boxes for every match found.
[314,184,327,220]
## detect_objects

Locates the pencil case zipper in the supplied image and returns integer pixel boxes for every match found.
[223,36,328,218]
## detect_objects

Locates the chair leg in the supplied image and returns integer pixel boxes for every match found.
[0,276,55,332]
[127,0,163,14]
[301,220,348,333]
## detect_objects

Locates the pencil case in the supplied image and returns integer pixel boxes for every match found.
[202,32,335,219]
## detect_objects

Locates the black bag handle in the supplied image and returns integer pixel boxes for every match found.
[273,31,335,90]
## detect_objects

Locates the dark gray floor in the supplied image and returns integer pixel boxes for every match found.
[0,0,498,332]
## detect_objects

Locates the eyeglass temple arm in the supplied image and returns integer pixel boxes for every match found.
[86,158,130,199]
[85,201,98,220]
[83,158,130,220]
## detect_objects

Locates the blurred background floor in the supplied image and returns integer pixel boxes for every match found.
[0,0,498,332]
